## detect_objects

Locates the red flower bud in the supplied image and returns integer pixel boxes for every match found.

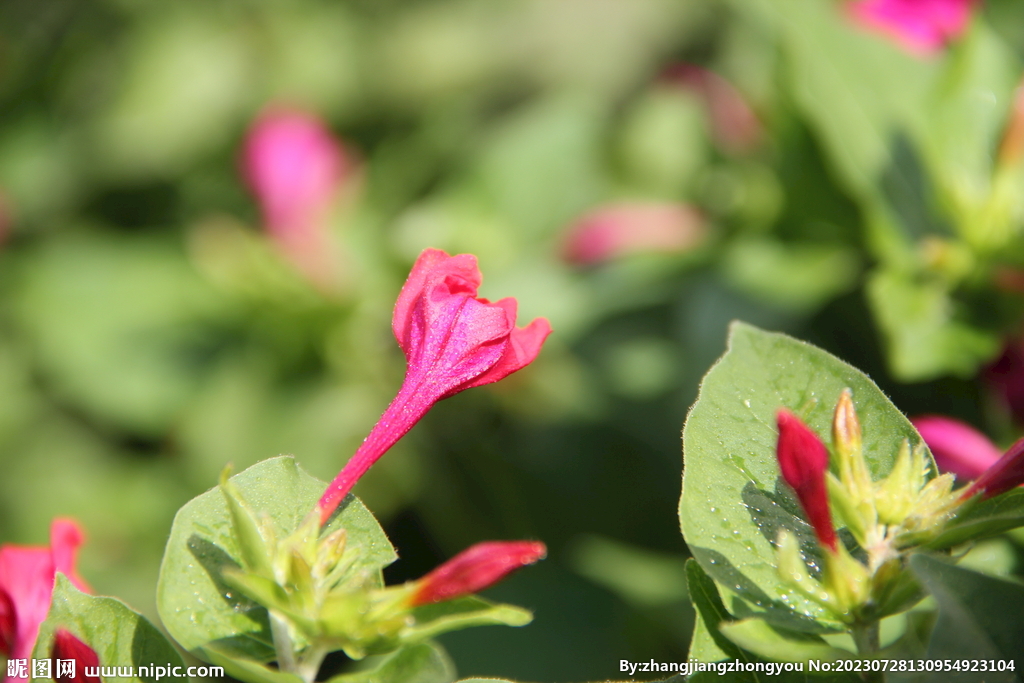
[51,629,100,683]
[318,250,551,522]
[410,541,547,606]
[962,435,1024,501]
[776,410,838,552]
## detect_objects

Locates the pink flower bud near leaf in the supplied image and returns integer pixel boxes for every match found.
[0,519,88,681]
[318,249,551,522]
[776,410,838,552]
[561,202,705,266]
[847,0,976,57]
[51,630,100,683]
[962,435,1024,501]
[410,541,547,606]
[911,415,1002,480]
[662,65,762,154]
[242,106,353,287]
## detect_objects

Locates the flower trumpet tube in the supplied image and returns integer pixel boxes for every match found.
[409,541,547,606]
[318,249,551,522]
[0,519,88,683]
[776,410,838,552]
[911,415,1002,480]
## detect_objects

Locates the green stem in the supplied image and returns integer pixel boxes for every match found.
[852,621,883,683]
[270,613,299,677]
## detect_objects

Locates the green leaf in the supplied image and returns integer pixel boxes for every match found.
[718,619,851,663]
[157,456,396,662]
[326,643,455,683]
[685,559,745,662]
[866,269,999,380]
[734,0,937,200]
[405,596,532,641]
[910,554,1024,679]
[679,322,927,631]
[33,574,185,681]
[927,488,1024,550]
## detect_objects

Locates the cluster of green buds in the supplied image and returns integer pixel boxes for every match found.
[773,391,966,624]
[217,469,545,683]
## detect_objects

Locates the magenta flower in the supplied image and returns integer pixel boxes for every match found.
[561,202,706,266]
[0,519,88,682]
[848,0,977,56]
[51,630,101,683]
[776,410,838,552]
[317,249,551,523]
[242,105,354,287]
[911,415,1002,479]
[410,541,547,606]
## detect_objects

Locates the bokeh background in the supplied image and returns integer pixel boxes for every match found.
[4,0,1024,680]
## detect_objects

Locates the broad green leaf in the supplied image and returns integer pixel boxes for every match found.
[680,322,927,631]
[910,554,1024,679]
[718,619,850,663]
[33,574,185,681]
[327,643,455,683]
[866,269,999,381]
[405,596,532,641]
[733,0,937,200]
[157,456,396,661]
[927,488,1024,550]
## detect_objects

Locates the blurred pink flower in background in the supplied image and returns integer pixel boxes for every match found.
[0,519,89,683]
[911,415,1002,479]
[561,202,706,266]
[847,0,977,56]
[985,338,1024,425]
[662,65,762,155]
[242,106,356,289]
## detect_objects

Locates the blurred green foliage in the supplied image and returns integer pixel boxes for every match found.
[4,0,1024,680]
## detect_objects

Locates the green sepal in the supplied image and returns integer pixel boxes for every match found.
[718,618,851,663]
[405,597,533,641]
[926,488,1024,549]
[220,465,275,578]
[199,645,305,683]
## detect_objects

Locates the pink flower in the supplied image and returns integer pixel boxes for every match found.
[662,65,762,155]
[911,415,1003,479]
[51,630,101,683]
[242,105,354,287]
[962,435,1024,501]
[561,202,706,266]
[410,541,547,606]
[0,519,88,682]
[317,249,551,523]
[848,0,977,56]
[776,410,838,552]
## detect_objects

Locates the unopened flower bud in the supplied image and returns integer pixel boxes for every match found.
[410,541,546,606]
[962,435,1024,501]
[776,410,838,553]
